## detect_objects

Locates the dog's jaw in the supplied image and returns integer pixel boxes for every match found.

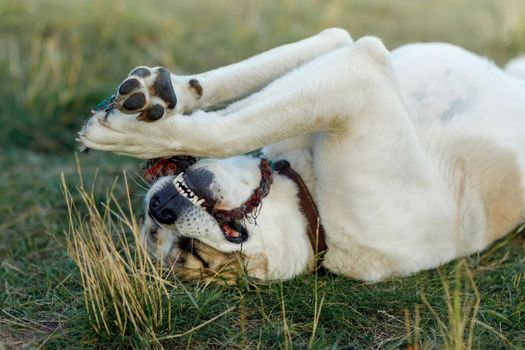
[141,171,315,281]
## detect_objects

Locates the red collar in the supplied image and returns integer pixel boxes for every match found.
[143,156,199,183]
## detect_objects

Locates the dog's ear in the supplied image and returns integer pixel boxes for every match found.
[189,79,203,98]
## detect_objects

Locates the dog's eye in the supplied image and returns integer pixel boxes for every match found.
[149,226,159,242]
[178,239,210,269]
[192,251,209,269]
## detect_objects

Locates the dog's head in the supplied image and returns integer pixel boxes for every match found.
[141,154,312,282]
[141,155,314,282]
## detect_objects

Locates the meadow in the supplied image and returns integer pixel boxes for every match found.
[1,0,524,348]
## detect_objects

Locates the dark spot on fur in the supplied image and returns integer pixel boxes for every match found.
[130,67,151,78]
[123,93,146,111]
[153,67,177,109]
[189,79,203,98]
[119,78,141,95]
[441,98,470,121]
[178,237,193,252]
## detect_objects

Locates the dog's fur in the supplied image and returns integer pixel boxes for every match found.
[79,29,525,282]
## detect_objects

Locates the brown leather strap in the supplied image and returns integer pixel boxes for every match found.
[272,160,327,267]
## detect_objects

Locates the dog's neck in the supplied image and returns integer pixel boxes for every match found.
[244,174,315,280]
[241,139,319,280]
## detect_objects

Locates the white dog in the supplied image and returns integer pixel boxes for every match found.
[79,28,525,282]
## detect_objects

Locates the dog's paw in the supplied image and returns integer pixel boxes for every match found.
[78,108,186,159]
[115,66,177,121]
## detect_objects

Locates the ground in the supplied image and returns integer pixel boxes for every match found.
[0,0,524,348]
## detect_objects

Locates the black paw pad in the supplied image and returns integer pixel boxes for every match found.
[130,67,151,78]
[146,104,165,121]
[118,78,141,95]
[123,93,146,111]
[153,67,177,109]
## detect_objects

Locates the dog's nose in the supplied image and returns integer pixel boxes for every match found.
[149,183,180,224]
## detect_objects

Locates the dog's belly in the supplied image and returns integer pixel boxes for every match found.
[393,42,525,234]
[310,45,525,280]
[393,43,525,130]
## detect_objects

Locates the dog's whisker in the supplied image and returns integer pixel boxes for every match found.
[127,170,152,192]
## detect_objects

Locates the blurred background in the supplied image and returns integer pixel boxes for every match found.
[1,1,525,347]
[1,0,525,152]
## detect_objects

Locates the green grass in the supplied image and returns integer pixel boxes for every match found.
[1,0,525,348]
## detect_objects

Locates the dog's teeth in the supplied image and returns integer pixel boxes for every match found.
[172,173,206,207]
[173,173,183,184]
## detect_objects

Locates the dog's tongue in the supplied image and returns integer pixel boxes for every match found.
[223,224,240,238]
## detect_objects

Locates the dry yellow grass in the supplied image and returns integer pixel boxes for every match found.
[61,158,173,346]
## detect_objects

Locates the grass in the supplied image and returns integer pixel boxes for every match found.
[62,164,172,345]
[1,0,524,348]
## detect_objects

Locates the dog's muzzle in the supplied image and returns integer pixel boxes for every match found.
[149,182,188,224]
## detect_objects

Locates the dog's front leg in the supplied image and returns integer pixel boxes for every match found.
[183,28,352,111]
[108,28,352,122]
[80,37,413,159]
